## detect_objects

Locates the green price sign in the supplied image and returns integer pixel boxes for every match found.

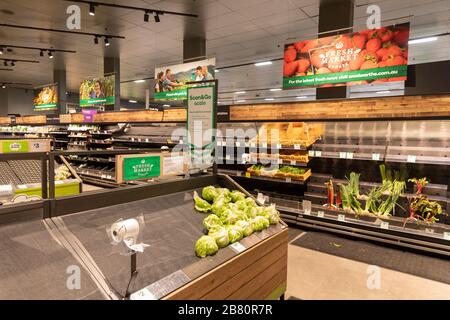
[123,156,161,181]
[2,141,29,153]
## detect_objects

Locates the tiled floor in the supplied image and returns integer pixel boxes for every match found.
[286,230,450,300]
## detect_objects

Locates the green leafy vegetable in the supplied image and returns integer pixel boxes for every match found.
[202,186,218,202]
[244,197,257,207]
[203,214,223,230]
[195,235,219,258]
[251,216,270,232]
[235,220,253,237]
[230,190,246,203]
[263,205,281,225]
[211,195,230,215]
[227,225,244,243]
[194,191,212,213]
[278,165,306,175]
[208,226,230,248]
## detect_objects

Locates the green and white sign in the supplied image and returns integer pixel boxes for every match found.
[0,139,51,153]
[123,156,161,181]
[187,86,215,169]
[2,141,29,153]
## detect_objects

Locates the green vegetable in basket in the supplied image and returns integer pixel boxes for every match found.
[263,205,281,225]
[245,197,257,207]
[208,226,229,248]
[251,216,270,232]
[226,225,244,243]
[216,188,231,201]
[203,214,223,230]
[195,235,219,258]
[244,206,259,219]
[194,191,212,213]
[235,220,253,237]
[235,199,247,211]
[202,186,218,202]
[211,195,230,215]
[230,190,246,203]
[222,210,239,225]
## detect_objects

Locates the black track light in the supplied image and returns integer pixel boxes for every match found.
[3,61,7,67]
[94,36,99,44]
[0,47,3,55]
[154,11,160,23]
[104,37,110,47]
[1,84,6,89]
[40,50,44,57]
[11,61,15,67]
[48,50,54,59]
[89,3,96,16]
[144,11,149,22]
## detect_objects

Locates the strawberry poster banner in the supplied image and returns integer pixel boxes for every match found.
[283,23,410,89]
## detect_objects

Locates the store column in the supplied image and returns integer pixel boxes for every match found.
[53,69,66,114]
[104,57,120,111]
[183,37,206,63]
[316,0,354,100]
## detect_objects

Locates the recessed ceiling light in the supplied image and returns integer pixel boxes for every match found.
[134,79,146,83]
[104,37,110,47]
[236,100,246,103]
[376,90,391,94]
[89,3,96,16]
[409,37,438,44]
[264,98,275,101]
[129,100,137,103]
[235,91,246,94]
[254,61,272,67]
[163,104,170,107]
[270,88,282,92]
[215,69,219,73]
[297,96,307,99]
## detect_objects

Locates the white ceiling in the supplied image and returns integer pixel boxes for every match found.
[0,0,449,104]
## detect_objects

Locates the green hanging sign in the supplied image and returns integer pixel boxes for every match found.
[123,156,161,181]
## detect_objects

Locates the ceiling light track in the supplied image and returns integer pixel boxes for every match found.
[0,58,39,67]
[0,44,76,54]
[64,0,198,23]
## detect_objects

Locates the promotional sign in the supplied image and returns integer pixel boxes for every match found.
[82,109,97,123]
[123,156,161,181]
[283,23,410,89]
[79,74,115,107]
[0,139,51,153]
[33,84,58,111]
[187,86,215,169]
[154,57,216,101]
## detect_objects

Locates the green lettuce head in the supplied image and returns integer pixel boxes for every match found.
[211,195,230,215]
[222,211,239,225]
[193,191,211,213]
[235,220,253,237]
[230,190,246,203]
[202,186,218,202]
[245,197,257,207]
[195,235,219,258]
[226,225,244,243]
[235,199,248,211]
[203,214,223,230]
[216,188,231,201]
[245,206,262,219]
[251,216,270,232]
[208,226,229,248]
[263,205,281,225]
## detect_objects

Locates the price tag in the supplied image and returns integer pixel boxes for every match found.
[278,158,283,164]
[338,214,346,222]
[257,193,266,205]
[130,288,157,301]
[17,185,27,190]
[245,172,251,178]
[250,143,256,148]
[145,138,149,143]
[308,150,315,157]
[131,138,135,142]
[107,175,112,180]
[285,177,292,183]
[230,242,246,254]
[425,228,435,234]
[236,171,242,177]
[290,160,296,165]
[346,152,354,159]
[315,150,322,157]
[443,232,450,241]
[317,211,325,218]
[380,221,389,230]
[294,144,301,150]
[302,200,312,215]
[407,155,417,163]
[276,144,282,149]
[104,131,108,134]
[137,138,142,142]
[244,142,249,147]
[235,142,241,147]
[101,175,107,179]
[339,152,347,159]
[372,153,381,161]
[260,143,267,148]
[55,180,64,185]
[225,155,231,160]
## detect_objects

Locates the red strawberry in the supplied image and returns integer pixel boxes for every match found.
[297,58,310,73]
[334,35,352,49]
[384,55,405,67]
[341,64,351,72]
[394,29,409,47]
[376,47,388,60]
[366,38,381,52]
[301,39,319,53]
[386,45,402,57]
[380,29,394,43]
[352,33,367,49]
[283,61,298,77]
[294,41,305,52]
[361,60,378,70]
[284,47,297,63]
[349,53,365,70]
[296,72,306,76]
[316,67,331,74]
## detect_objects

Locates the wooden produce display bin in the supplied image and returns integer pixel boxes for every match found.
[164,225,288,300]
[115,152,186,184]
[274,169,312,182]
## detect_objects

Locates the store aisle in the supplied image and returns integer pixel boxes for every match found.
[286,229,450,300]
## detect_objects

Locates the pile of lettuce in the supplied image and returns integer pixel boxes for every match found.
[194,186,280,258]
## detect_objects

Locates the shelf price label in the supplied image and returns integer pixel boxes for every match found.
[230,242,246,254]
[245,172,251,178]
[276,143,282,149]
[290,160,296,165]
[235,141,241,147]
[317,211,325,218]
[372,153,381,161]
[225,155,231,160]
[339,152,347,159]
[294,144,301,150]
[285,177,292,183]
[262,143,268,148]
[302,200,312,215]
[308,150,315,157]
[380,221,389,230]
[250,143,256,148]
[236,171,242,177]
[443,232,450,241]
[346,152,354,159]
[315,151,322,157]
[407,155,417,163]
[130,288,157,301]
[338,214,346,222]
